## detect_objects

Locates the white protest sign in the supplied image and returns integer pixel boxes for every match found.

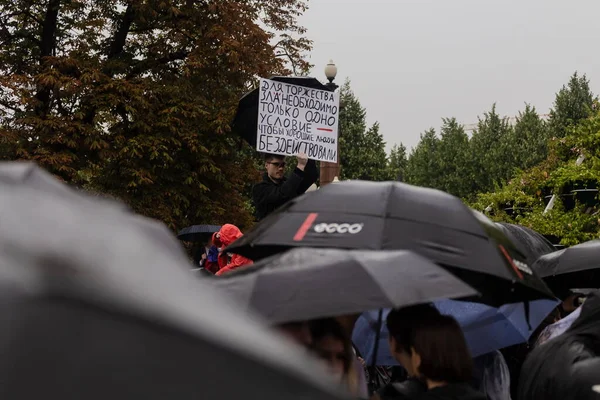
[256,78,340,163]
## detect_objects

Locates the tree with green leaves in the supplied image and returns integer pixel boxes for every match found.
[437,117,473,198]
[405,128,441,189]
[512,104,550,170]
[354,122,390,181]
[471,104,600,246]
[385,143,408,181]
[0,0,311,230]
[548,72,596,138]
[469,104,515,193]
[338,80,389,181]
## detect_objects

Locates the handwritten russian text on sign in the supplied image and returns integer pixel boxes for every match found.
[257,78,340,162]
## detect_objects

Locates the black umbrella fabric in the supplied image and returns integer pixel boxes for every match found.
[496,223,556,265]
[226,180,555,306]
[231,76,331,146]
[533,240,600,298]
[213,248,479,324]
[0,162,347,400]
[177,224,221,242]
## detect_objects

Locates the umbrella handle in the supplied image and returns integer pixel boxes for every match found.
[524,300,532,331]
[370,309,384,368]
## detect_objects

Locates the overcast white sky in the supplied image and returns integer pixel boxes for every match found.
[301,0,600,151]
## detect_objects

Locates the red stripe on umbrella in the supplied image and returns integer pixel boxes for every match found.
[293,213,318,241]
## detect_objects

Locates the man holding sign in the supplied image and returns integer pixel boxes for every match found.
[251,78,339,220]
[252,152,317,221]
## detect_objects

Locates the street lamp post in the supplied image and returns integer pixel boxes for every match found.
[320,60,341,186]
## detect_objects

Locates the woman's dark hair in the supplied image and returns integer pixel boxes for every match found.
[386,304,473,383]
[386,304,441,354]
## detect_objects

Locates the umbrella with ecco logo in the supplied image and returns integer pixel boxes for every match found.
[226,180,555,306]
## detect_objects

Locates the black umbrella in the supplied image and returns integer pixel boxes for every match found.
[226,180,555,306]
[177,224,221,242]
[231,76,331,146]
[213,248,479,324]
[0,162,347,400]
[533,240,600,298]
[496,223,556,265]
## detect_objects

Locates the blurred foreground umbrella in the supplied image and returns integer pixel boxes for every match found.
[213,248,478,324]
[0,161,128,209]
[0,162,347,400]
[227,180,555,305]
[533,240,600,298]
[496,223,555,265]
[231,76,330,146]
[353,298,559,365]
[177,224,221,242]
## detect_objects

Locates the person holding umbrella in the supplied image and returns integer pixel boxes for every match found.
[252,152,318,221]
[212,224,253,276]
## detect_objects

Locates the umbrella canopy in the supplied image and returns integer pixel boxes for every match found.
[0,161,128,210]
[227,180,555,305]
[0,162,346,400]
[212,248,479,324]
[231,76,331,146]
[177,224,221,242]
[533,240,600,298]
[496,223,555,265]
[353,298,559,365]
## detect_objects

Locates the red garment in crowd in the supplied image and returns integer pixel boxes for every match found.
[212,224,253,276]
[203,260,219,275]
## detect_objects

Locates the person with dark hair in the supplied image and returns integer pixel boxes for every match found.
[252,152,318,221]
[311,318,360,396]
[379,304,486,400]
[518,290,600,400]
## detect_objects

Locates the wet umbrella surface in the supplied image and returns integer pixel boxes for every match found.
[227,180,555,305]
[0,162,347,400]
[177,224,221,242]
[496,223,555,265]
[213,248,479,324]
[533,239,600,297]
[353,297,559,365]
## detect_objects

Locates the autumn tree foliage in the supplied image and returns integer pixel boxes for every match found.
[0,0,311,230]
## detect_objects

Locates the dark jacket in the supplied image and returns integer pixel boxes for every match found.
[252,159,318,221]
[378,378,426,400]
[517,289,600,400]
[417,383,488,400]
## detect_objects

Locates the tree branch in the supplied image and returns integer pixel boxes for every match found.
[82,2,135,125]
[33,0,60,117]
[126,50,190,79]
[107,3,135,59]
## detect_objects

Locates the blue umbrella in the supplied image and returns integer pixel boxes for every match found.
[352,298,559,365]
[177,225,221,242]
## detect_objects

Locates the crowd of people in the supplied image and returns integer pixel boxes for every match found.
[187,151,600,400]
[1,154,598,399]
